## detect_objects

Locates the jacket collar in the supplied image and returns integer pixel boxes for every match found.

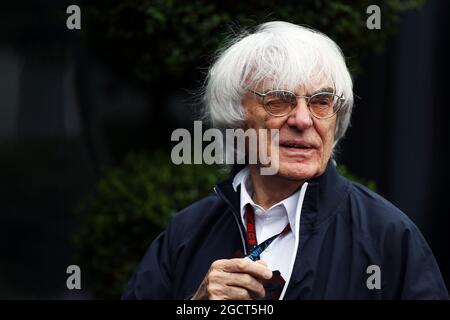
[215,160,351,237]
[298,161,351,235]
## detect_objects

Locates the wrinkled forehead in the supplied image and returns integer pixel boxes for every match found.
[247,72,336,95]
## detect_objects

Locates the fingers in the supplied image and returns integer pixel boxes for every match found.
[209,267,266,298]
[224,272,266,298]
[193,258,272,300]
[209,284,252,300]
[218,258,273,280]
[256,260,268,267]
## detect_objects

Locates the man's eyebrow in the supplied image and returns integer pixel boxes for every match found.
[313,87,335,93]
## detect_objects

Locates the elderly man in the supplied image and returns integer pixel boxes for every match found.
[122,21,448,300]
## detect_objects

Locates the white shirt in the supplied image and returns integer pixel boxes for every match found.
[232,166,308,297]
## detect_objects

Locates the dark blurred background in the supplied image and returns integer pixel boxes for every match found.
[1,0,449,299]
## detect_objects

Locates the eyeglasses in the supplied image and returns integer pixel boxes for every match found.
[249,89,345,119]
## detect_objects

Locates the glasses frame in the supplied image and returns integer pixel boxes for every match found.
[249,89,345,119]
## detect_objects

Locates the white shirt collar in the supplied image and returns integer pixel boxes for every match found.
[232,166,301,236]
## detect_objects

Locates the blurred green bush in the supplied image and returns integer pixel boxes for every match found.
[73,151,227,298]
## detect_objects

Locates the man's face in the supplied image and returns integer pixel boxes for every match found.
[242,83,337,181]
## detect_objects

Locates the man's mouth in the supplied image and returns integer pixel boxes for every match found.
[280,141,314,149]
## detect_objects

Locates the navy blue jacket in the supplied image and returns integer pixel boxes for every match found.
[122,162,449,299]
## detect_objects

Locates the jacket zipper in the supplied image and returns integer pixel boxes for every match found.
[213,187,248,255]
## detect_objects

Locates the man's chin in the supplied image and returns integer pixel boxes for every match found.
[276,163,319,181]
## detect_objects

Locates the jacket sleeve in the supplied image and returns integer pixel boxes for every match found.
[121,228,174,300]
[382,221,449,299]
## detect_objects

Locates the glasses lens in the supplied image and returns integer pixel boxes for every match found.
[264,91,296,116]
[309,93,338,118]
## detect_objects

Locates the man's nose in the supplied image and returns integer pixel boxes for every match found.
[286,98,313,130]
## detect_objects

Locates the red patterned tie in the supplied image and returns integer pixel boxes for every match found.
[245,204,257,251]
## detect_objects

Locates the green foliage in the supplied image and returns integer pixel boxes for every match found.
[73,151,227,298]
[81,0,425,85]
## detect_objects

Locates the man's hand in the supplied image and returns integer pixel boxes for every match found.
[191,258,273,300]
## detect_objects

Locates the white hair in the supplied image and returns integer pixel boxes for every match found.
[203,21,354,149]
